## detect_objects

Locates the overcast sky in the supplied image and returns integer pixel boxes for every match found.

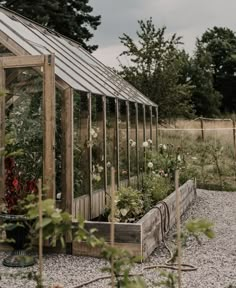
[89,0,236,68]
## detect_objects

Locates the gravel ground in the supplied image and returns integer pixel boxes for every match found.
[0,189,235,288]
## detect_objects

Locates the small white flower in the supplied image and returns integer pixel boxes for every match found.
[147,139,152,144]
[129,139,134,145]
[98,166,104,173]
[93,132,98,139]
[163,144,167,150]
[56,193,61,200]
[142,141,149,148]
[106,161,111,168]
[159,144,163,148]
[131,141,136,148]
[90,128,95,136]
[147,162,153,169]
[164,173,168,177]
[177,155,181,161]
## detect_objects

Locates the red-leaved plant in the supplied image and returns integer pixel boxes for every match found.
[4,157,38,215]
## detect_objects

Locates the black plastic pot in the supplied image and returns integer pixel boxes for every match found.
[0,214,35,267]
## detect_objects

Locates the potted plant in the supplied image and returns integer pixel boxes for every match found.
[0,152,37,267]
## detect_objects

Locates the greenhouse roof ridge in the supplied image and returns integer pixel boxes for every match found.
[0,6,157,107]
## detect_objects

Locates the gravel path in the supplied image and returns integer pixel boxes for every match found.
[0,189,235,288]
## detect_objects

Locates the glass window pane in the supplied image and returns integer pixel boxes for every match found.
[106,97,117,185]
[129,102,137,178]
[119,100,128,182]
[5,68,43,203]
[91,95,104,191]
[73,91,89,197]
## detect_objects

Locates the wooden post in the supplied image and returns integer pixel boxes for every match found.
[115,98,120,187]
[156,107,159,151]
[126,101,130,185]
[200,117,204,141]
[61,87,73,213]
[110,167,115,288]
[88,92,93,219]
[135,103,140,188]
[38,179,43,287]
[0,66,5,203]
[103,96,107,202]
[232,118,236,183]
[175,170,182,288]
[43,54,56,200]
[150,106,153,149]
[143,105,146,173]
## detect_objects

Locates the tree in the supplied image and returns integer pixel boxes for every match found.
[0,0,101,52]
[119,18,194,120]
[199,27,236,112]
[190,40,222,117]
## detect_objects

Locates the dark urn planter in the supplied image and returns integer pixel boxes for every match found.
[0,214,35,267]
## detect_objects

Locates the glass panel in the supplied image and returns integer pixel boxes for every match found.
[138,104,144,175]
[146,106,151,142]
[130,102,137,178]
[106,97,116,185]
[55,88,62,198]
[5,68,43,212]
[152,107,157,150]
[91,95,104,191]
[73,91,89,197]
[119,101,128,182]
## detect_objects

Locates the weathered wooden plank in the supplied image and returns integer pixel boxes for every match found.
[73,242,142,258]
[0,55,45,68]
[61,87,73,213]
[83,221,142,244]
[43,54,56,199]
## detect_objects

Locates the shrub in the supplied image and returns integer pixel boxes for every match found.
[112,186,144,223]
[142,175,172,211]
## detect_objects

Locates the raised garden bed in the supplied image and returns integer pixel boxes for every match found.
[73,180,196,260]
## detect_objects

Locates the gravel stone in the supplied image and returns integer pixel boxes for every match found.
[0,189,235,287]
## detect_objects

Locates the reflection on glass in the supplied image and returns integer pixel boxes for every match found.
[152,108,157,150]
[91,95,104,191]
[138,104,144,175]
[146,106,151,142]
[106,97,116,185]
[119,101,128,181]
[5,68,43,190]
[129,102,137,177]
[73,91,89,197]
[55,88,62,195]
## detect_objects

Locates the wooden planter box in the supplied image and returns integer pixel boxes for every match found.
[73,180,196,260]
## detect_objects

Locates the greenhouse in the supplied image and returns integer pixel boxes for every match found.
[0,7,158,220]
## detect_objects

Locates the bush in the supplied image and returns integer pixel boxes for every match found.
[112,186,144,223]
[142,175,172,211]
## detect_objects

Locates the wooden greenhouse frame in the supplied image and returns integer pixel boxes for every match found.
[0,7,158,221]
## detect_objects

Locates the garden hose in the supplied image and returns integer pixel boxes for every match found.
[144,201,197,272]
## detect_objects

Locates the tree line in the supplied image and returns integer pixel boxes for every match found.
[2,1,236,119]
[118,18,236,119]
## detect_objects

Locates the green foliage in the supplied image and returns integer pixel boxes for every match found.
[1,0,101,52]
[112,186,144,222]
[119,18,193,120]
[155,271,176,288]
[101,246,145,288]
[190,40,222,116]
[142,175,171,211]
[185,219,215,244]
[199,26,236,112]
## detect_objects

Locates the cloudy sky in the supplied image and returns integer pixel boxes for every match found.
[89,0,236,68]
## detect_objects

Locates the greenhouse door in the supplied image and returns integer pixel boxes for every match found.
[0,54,55,201]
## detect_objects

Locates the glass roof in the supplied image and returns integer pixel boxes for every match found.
[0,7,157,106]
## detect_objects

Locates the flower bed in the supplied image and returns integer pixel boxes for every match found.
[73,179,196,260]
